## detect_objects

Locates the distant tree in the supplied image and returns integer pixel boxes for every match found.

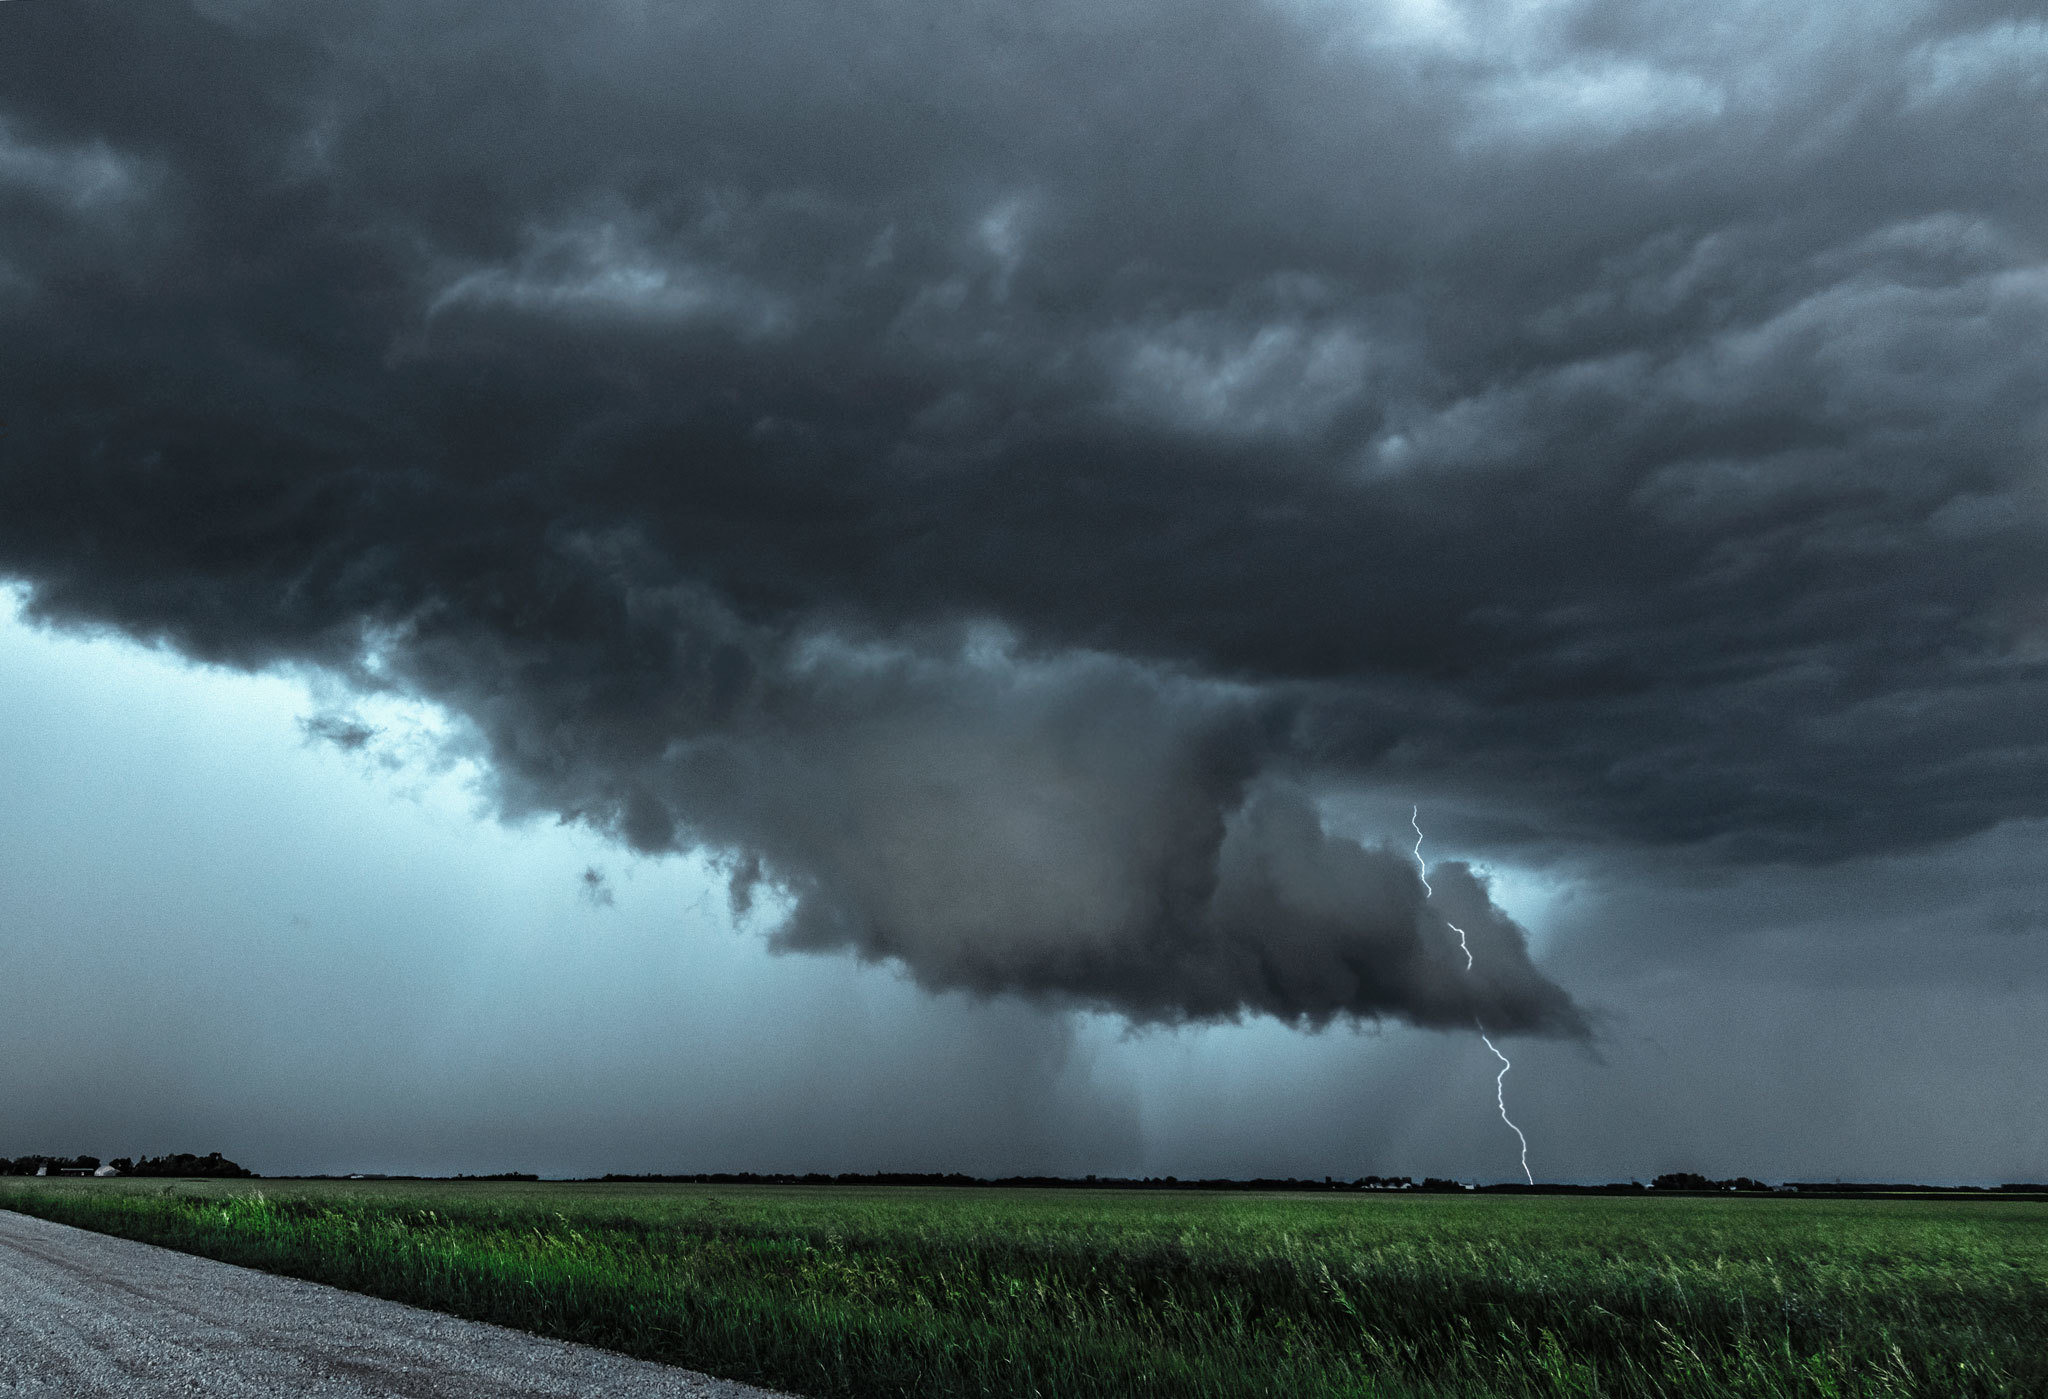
[1652,1172,1777,1192]
[123,1151,255,1179]
[1652,1172,1715,1191]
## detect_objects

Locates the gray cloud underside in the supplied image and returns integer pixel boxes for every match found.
[3,0,2042,1032]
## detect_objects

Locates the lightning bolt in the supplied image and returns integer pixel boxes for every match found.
[1479,1032,1532,1185]
[1413,806,1534,1185]
[1415,807,1472,971]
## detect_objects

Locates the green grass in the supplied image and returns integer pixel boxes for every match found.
[3,1179,2043,1398]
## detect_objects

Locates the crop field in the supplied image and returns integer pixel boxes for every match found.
[2,1178,2042,1399]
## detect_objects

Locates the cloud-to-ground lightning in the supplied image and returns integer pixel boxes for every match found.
[1479,1032,1532,1184]
[1412,806,1535,1184]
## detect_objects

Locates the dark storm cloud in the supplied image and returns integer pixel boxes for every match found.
[1,1,2040,1028]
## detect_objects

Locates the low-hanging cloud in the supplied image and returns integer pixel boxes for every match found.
[2,0,2042,1035]
[390,578,1581,1031]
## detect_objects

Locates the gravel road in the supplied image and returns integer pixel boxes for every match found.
[0,1209,797,1398]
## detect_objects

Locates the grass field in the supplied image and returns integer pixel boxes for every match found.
[2,1178,2043,1398]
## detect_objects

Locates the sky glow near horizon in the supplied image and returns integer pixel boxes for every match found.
[2,0,2045,1184]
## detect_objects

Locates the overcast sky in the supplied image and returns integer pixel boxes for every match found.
[1,0,2043,1183]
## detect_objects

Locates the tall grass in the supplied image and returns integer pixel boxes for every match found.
[3,1179,2043,1398]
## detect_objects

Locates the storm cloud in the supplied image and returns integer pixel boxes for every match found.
[2,1,2042,1037]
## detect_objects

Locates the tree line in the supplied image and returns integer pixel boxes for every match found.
[0,1151,254,1178]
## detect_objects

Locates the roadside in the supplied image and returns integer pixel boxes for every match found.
[0,1210,796,1399]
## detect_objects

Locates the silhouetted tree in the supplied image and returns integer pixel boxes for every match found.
[121,1152,254,1178]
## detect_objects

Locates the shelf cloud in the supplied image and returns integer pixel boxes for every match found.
[3,0,2042,1039]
